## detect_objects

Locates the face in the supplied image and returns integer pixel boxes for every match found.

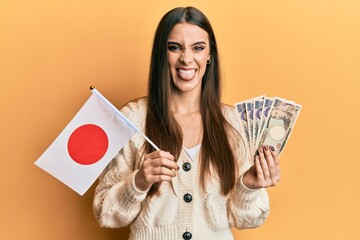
[167,23,211,95]
[271,108,286,119]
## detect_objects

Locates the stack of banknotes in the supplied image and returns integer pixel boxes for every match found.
[234,96,302,156]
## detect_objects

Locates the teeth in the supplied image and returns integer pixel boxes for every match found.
[178,69,195,74]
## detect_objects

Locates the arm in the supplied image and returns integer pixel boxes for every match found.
[225,106,280,229]
[228,156,270,229]
[93,141,179,228]
[93,137,148,228]
[228,145,280,229]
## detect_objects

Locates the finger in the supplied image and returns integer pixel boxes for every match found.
[264,146,280,184]
[144,151,178,170]
[263,146,277,174]
[153,157,179,171]
[269,145,279,166]
[146,150,175,161]
[143,158,180,171]
[146,174,174,184]
[143,158,179,173]
[269,145,280,180]
[152,166,177,177]
[258,147,270,179]
[254,156,265,184]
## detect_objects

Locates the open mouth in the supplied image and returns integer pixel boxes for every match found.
[177,68,196,80]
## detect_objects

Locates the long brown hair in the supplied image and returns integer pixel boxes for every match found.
[146,7,238,196]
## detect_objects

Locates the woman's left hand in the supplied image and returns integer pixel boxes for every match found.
[242,145,280,189]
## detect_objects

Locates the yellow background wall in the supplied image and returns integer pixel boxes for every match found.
[1,0,359,239]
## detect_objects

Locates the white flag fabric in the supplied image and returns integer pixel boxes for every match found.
[35,92,137,195]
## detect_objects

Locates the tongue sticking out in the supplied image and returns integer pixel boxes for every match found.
[177,69,196,81]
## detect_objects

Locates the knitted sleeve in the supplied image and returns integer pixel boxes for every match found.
[223,105,270,229]
[92,99,148,228]
[228,165,270,229]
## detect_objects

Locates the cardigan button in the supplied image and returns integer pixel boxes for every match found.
[183,193,192,203]
[183,231,192,239]
[182,162,191,171]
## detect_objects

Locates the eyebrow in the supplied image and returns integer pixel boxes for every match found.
[167,41,207,46]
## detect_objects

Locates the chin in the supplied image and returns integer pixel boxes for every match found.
[175,83,201,93]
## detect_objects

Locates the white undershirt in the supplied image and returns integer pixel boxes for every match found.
[183,144,201,160]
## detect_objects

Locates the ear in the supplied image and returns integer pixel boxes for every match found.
[207,55,212,64]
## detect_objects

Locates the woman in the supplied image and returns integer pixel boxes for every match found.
[93,6,280,240]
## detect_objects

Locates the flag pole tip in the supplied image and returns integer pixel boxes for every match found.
[90,86,95,90]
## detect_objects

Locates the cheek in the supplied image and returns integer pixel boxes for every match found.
[198,58,209,75]
[197,53,210,67]
[196,56,209,67]
[167,55,174,67]
[167,52,178,66]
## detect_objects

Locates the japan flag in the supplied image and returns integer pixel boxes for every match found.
[35,89,137,195]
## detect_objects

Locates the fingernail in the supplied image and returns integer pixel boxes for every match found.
[259,148,263,153]
[264,145,269,151]
[270,146,275,151]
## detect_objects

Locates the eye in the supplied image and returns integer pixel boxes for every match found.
[193,45,205,52]
[168,44,182,52]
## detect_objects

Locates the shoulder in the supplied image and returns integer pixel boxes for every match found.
[221,103,250,169]
[221,103,240,127]
[117,97,148,149]
[120,97,148,128]
[221,103,243,141]
[221,103,236,113]
[120,97,147,116]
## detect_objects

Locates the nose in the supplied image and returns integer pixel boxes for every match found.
[179,50,193,65]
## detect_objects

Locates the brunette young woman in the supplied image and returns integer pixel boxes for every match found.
[93,6,280,240]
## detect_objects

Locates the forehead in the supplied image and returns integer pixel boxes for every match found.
[168,22,209,43]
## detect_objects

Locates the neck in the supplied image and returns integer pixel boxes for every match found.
[170,90,201,115]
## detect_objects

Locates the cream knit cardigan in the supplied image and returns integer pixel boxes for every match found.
[93,98,269,240]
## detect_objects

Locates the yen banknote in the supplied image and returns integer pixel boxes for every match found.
[234,96,301,156]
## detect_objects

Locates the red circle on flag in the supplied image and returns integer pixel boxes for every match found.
[67,124,109,165]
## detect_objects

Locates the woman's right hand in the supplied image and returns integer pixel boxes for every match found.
[135,150,179,192]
